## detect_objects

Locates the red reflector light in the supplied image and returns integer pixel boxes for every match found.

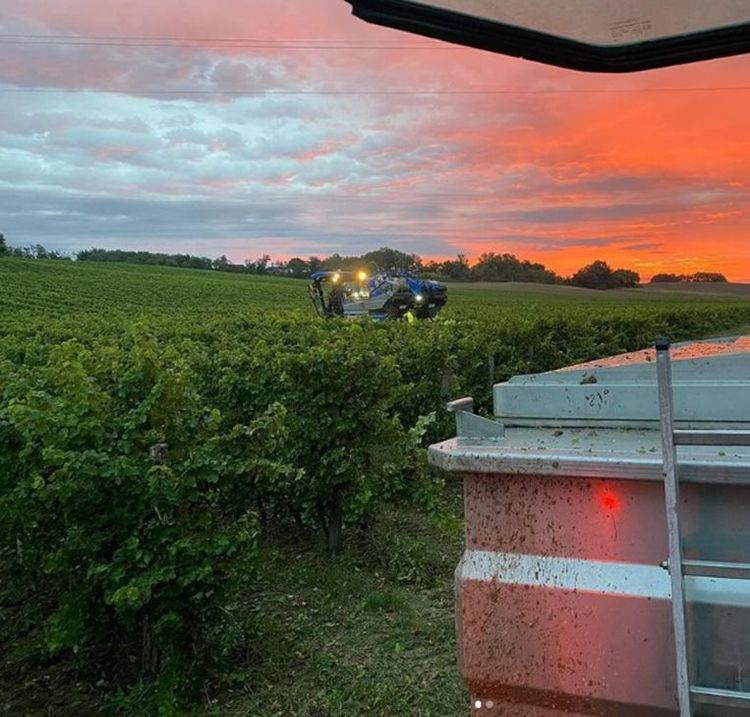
[599,491,620,512]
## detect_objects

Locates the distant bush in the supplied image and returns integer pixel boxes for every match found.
[2,242,71,260]
[651,272,728,283]
[467,252,561,284]
[569,260,640,290]
[650,273,682,283]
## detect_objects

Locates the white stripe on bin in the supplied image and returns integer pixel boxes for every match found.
[460,550,671,599]
[460,551,750,607]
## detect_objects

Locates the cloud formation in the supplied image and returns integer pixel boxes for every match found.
[1,0,749,278]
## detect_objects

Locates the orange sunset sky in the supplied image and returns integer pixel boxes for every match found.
[1,1,749,279]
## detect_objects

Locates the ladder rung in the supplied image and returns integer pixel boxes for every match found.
[690,686,750,707]
[683,560,750,580]
[673,429,750,446]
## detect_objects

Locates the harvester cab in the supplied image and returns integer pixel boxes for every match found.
[309,270,447,321]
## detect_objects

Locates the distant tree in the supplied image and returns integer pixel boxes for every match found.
[285,257,310,278]
[422,259,443,275]
[570,260,616,289]
[570,260,639,290]
[650,271,728,284]
[0,233,7,257]
[690,272,727,283]
[611,268,640,288]
[244,254,271,274]
[439,254,472,281]
[316,247,421,274]
[4,243,68,260]
[319,253,342,271]
[470,252,560,283]
[78,248,207,268]
[212,255,231,271]
[362,247,422,272]
[650,273,683,283]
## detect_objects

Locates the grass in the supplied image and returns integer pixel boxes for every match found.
[195,493,467,717]
[208,558,460,714]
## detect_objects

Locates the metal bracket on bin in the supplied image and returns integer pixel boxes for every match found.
[447,397,505,445]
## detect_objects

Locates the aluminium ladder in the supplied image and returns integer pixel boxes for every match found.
[656,337,750,716]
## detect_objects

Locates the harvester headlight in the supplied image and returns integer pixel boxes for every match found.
[332,273,340,283]
[415,294,424,303]
[357,271,368,282]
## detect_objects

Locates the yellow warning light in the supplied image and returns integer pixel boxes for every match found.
[357,271,368,282]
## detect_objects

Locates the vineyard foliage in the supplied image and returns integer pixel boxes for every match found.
[3,257,750,709]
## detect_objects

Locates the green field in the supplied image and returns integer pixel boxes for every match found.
[3,258,750,717]
[5,259,750,323]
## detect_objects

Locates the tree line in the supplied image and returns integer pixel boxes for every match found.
[0,233,728,289]
[650,271,727,283]
[0,234,70,261]
[65,245,648,290]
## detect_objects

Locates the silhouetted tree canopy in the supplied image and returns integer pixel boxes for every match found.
[570,260,640,290]
[651,272,727,283]
[650,273,682,283]
[469,252,560,284]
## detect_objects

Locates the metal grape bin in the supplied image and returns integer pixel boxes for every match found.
[428,338,750,716]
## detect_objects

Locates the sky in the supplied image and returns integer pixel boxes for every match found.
[1,1,750,279]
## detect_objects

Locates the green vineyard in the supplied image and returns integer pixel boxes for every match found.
[2,257,750,716]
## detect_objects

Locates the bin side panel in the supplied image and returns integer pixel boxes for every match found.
[464,473,668,563]
[458,576,677,713]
